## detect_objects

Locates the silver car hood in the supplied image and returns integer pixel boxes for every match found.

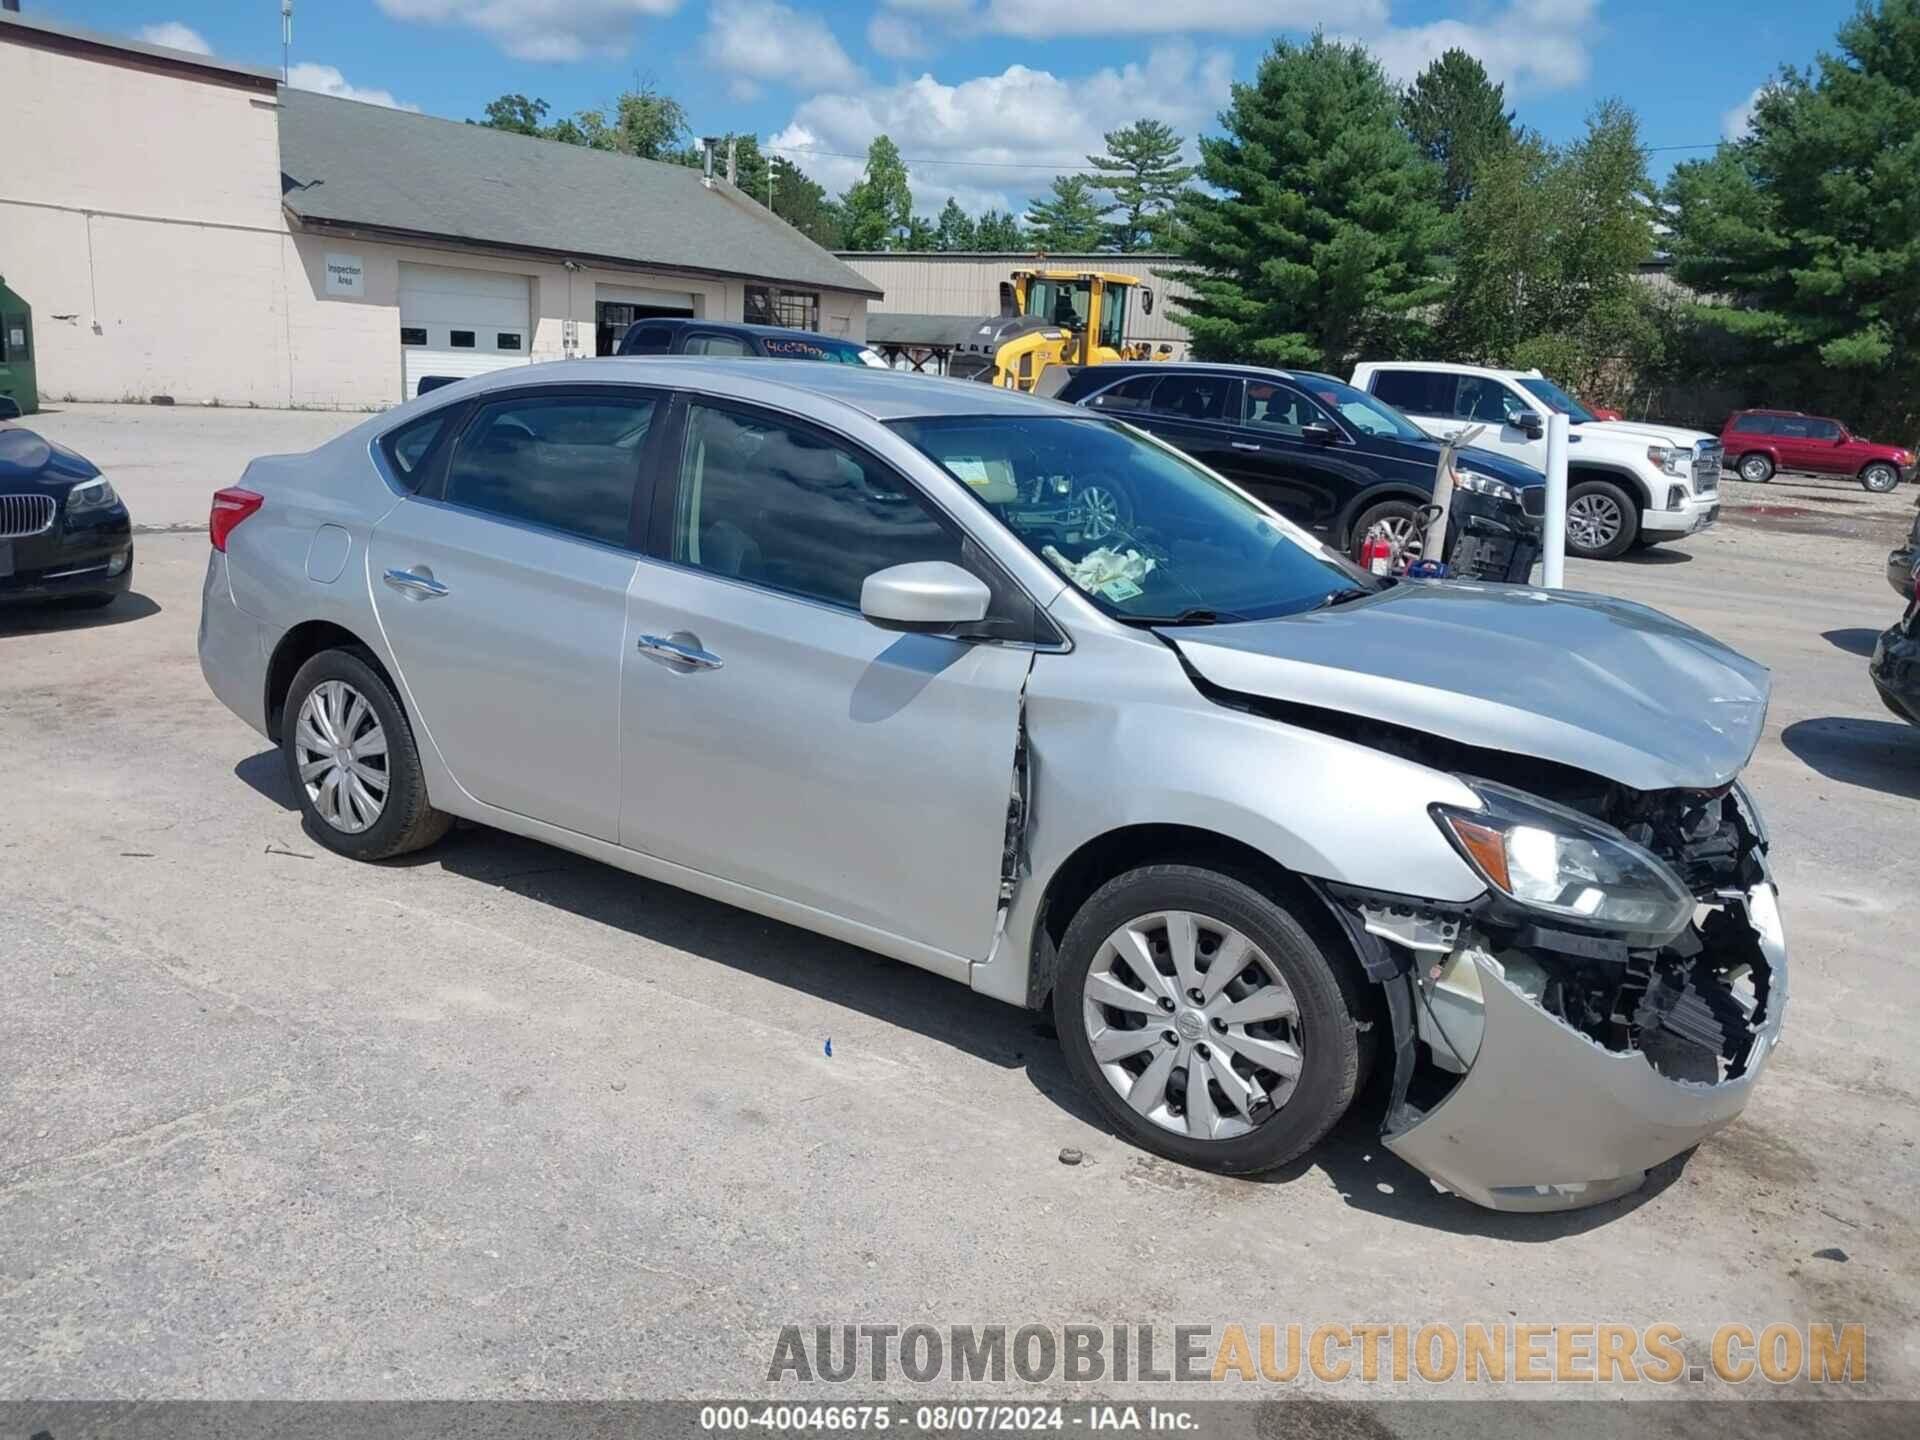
[1163,583,1771,792]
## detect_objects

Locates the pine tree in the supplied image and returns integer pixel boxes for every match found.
[934,198,979,251]
[972,210,1025,250]
[1087,118,1194,250]
[1174,34,1449,369]
[1024,176,1106,251]
[839,136,913,250]
[1666,0,1920,442]
[1401,49,1515,210]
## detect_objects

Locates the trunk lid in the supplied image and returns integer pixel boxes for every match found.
[1163,583,1771,792]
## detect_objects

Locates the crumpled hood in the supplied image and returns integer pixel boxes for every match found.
[1582,419,1716,449]
[1164,582,1771,792]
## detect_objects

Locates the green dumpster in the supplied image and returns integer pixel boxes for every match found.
[0,277,38,416]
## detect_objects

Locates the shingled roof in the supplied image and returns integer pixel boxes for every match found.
[279,89,881,298]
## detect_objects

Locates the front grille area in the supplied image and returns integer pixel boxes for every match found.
[1693,443,1722,495]
[0,494,57,539]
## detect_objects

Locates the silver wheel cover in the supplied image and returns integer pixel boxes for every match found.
[294,680,391,834]
[1566,491,1625,552]
[1081,911,1303,1141]
[1074,484,1123,540]
[1741,456,1769,481]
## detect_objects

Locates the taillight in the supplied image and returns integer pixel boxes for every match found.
[209,487,263,551]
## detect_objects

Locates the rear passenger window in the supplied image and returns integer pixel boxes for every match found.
[381,412,447,486]
[623,326,672,355]
[1731,414,1773,434]
[1147,374,1230,421]
[671,403,964,609]
[683,333,751,357]
[1369,369,1454,416]
[442,395,656,548]
[1086,376,1159,412]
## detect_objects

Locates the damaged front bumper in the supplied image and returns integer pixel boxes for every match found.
[1371,871,1787,1213]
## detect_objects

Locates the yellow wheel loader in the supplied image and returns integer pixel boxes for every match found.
[946,268,1170,392]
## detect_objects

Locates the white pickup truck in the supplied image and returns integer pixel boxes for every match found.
[1351,362,1721,560]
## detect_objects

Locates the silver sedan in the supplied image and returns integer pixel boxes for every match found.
[199,359,1786,1211]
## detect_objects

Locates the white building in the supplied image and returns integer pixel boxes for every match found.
[0,10,878,411]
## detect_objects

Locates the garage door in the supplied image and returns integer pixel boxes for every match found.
[399,264,531,399]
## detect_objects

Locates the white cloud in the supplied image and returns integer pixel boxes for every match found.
[1354,0,1599,94]
[138,21,214,55]
[288,62,420,111]
[701,0,862,93]
[373,0,679,62]
[767,41,1232,217]
[981,0,1380,37]
[867,13,927,60]
[1723,86,1766,140]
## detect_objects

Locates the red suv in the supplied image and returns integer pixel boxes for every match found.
[1721,409,1913,492]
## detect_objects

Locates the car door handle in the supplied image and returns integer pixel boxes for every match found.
[1231,441,1262,452]
[383,568,448,598]
[636,633,724,671]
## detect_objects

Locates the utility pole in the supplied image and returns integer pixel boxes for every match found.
[281,0,293,84]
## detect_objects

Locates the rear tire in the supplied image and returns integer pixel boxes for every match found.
[1738,453,1774,483]
[1565,478,1639,561]
[282,648,451,862]
[1861,462,1900,494]
[1053,865,1367,1176]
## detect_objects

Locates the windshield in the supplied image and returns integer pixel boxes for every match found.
[1288,375,1428,441]
[889,415,1373,623]
[1025,279,1089,329]
[1518,376,1597,424]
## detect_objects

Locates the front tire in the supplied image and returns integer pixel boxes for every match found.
[1054,865,1367,1176]
[1861,462,1900,494]
[1738,453,1775,483]
[282,648,450,861]
[1350,499,1426,572]
[1564,478,1639,560]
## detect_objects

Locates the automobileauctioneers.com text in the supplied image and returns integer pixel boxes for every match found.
[767,1322,1865,1386]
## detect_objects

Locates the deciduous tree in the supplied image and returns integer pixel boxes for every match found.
[840,136,914,250]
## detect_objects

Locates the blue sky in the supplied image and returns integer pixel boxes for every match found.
[51,1,1858,216]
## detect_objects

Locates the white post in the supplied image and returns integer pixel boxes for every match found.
[1543,411,1570,588]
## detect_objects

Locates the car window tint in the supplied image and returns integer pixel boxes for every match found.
[684,333,751,357]
[1147,374,1230,422]
[1086,375,1159,412]
[1774,416,1812,439]
[380,412,448,487]
[1731,414,1773,434]
[672,404,964,609]
[1243,381,1334,436]
[1806,418,1841,440]
[443,395,654,548]
[1367,369,1454,416]
[1456,376,1522,424]
[624,326,672,355]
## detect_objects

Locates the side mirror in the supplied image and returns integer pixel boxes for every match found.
[1510,409,1545,440]
[1140,287,1155,315]
[1300,422,1338,444]
[0,395,20,421]
[860,561,991,635]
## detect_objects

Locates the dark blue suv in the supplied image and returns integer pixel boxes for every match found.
[1053,363,1546,580]
[616,317,887,365]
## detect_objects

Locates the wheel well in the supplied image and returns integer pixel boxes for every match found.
[1026,824,1371,1011]
[1568,463,1651,509]
[1858,458,1897,475]
[263,621,390,741]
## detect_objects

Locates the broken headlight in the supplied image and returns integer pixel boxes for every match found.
[1432,782,1695,946]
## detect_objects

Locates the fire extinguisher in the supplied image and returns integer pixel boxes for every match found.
[1359,532,1396,576]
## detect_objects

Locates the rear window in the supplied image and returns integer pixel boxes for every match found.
[1368,369,1455,417]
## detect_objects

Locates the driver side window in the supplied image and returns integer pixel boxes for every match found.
[1455,377,1523,424]
[1243,383,1333,437]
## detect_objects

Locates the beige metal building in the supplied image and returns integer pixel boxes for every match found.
[1,10,876,411]
[839,252,1196,359]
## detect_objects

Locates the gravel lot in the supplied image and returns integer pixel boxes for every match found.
[3,404,1917,1422]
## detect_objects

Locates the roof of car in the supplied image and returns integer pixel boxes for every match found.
[1069,361,1341,386]
[1358,362,1546,380]
[405,356,1075,423]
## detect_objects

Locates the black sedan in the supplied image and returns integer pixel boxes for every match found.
[1052,362,1545,582]
[0,422,133,609]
